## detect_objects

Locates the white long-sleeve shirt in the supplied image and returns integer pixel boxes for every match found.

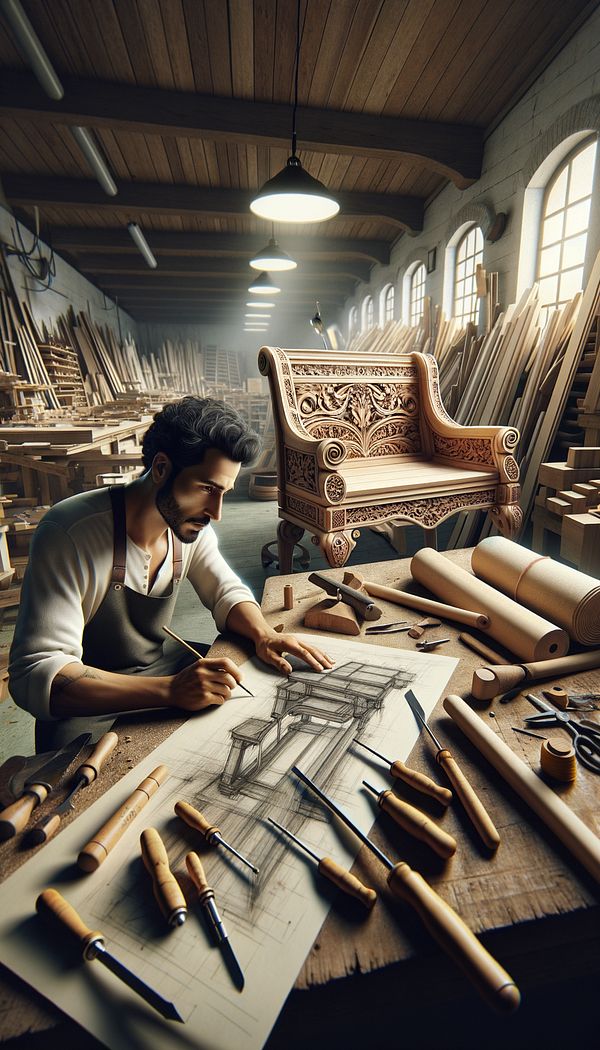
[8,487,259,720]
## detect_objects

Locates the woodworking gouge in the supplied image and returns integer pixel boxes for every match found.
[291,766,520,1015]
[415,637,451,651]
[28,732,118,845]
[36,888,183,1022]
[404,690,500,850]
[353,738,452,805]
[362,781,457,860]
[267,816,377,908]
[175,800,259,874]
[0,733,91,840]
[140,828,187,927]
[185,852,245,991]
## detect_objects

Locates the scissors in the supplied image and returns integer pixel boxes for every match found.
[523,694,600,774]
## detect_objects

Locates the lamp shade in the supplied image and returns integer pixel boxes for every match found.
[250,156,339,224]
[248,271,281,295]
[250,237,296,271]
[246,301,275,308]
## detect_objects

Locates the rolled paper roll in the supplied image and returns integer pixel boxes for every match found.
[411,548,569,662]
[472,536,600,647]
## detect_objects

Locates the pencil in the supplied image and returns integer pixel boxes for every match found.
[162,625,254,697]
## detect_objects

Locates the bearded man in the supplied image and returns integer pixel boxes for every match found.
[9,396,332,751]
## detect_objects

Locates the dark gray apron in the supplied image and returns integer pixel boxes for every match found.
[35,487,203,751]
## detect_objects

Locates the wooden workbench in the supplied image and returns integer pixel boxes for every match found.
[0,549,599,1044]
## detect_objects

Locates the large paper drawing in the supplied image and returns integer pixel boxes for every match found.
[0,637,457,1050]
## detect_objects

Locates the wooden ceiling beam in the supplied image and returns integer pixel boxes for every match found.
[1,72,483,189]
[49,227,390,264]
[73,254,370,282]
[3,175,424,233]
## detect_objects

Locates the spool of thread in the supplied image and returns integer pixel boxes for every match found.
[540,737,577,782]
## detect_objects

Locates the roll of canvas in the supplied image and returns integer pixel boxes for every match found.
[472,536,600,646]
[410,548,569,662]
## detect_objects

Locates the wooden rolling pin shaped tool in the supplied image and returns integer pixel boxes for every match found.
[175,800,259,874]
[292,767,520,1015]
[267,817,377,908]
[404,691,500,850]
[471,648,600,701]
[78,765,168,873]
[362,781,457,860]
[141,828,187,927]
[353,738,452,805]
[29,732,118,845]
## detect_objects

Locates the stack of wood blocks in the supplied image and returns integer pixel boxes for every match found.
[532,447,600,573]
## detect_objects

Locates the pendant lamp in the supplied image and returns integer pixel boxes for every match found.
[248,271,280,295]
[250,228,296,271]
[249,1,339,224]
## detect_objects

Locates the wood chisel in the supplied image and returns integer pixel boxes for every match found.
[353,737,452,805]
[267,816,377,908]
[292,766,520,1015]
[404,689,500,850]
[36,888,183,1021]
[175,800,259,874]
[140,827,187,927]
[185,852,245,991]
[0,733,91,840]
[362,781,457,860]
[28,732,118,845]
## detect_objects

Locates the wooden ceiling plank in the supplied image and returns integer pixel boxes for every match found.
[85,0,136,82]
[229,0,254,100]
[364,0,437,112]
[70,0,121,80]
[140,0,177,89]
[160,0,195,92]
[342,0,410,112]
[298,0,332,107]
[273,0,299,106]
[182,0,213,94]
[147,133,178,184]
[174,136,199,185]
[1,72,483,186]
[307,0,360,107]
[115,0,156,85]
[253,0,276,102]
[380,0,461,117]
[204,0,233,96]
[72,253,371,281]
[326,0,385,110]
[25,0,81,75]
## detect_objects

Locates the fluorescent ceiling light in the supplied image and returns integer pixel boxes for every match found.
[1,0,63,99]
[127,222,157,268]
[71,126,118,196]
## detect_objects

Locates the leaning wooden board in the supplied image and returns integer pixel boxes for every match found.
[0,550,598,1042]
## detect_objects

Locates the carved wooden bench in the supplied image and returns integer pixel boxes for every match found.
[258,347,522,570]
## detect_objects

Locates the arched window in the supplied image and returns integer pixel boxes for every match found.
[453,225,483,326]
[537,137,597,323]
[380,284,394,323]
[348,306,358,339]
[362,294,374,331]
[409,264,426,326]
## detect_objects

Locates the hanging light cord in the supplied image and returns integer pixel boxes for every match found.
[291,0,301,157]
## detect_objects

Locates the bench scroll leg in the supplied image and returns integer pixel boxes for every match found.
[317,530,359,569]
[277,520,305,575]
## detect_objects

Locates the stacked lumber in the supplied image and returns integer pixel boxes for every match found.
[38,340,88,410]
[531,450,600,574]
[0,291,59,411]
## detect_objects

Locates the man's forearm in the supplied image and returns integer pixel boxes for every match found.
[225,601,272,645]
[49,662,171,717]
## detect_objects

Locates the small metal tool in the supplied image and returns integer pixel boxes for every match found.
[28,732,118,845]
[186,852,245,991]
[291,766,520,1014]
[524,694,600,773]
[37,889,183,1021]
[404,690,500,849]
[365,620,410,634]
[267,816,376,908]
[511,727,547,740]
[353,737,452,804]
[416,637,451,651]
[175,800,259,874]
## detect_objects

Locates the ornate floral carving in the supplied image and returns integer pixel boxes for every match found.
[285,447,317,492]
[324,474,346,503]
[345,489,497,528]
[320,531,355,568]
[489,503,523,538]
[499,429,519,452]
[294,381,421,459]
[430,378,454,422]
[332,510,346,528]
[286,495,319,523]
[291,364,416,379]
[432,434,495,465]
[502,455,520,481]
[495,483,521,504]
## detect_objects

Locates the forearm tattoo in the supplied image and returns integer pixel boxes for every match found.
[51,665,108,698]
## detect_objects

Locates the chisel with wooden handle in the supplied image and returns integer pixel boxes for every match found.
[175,800,259,874]
[0,733,90,840]
[404,690,500,851]
[292,766,520,1015]
[28,732,118,845]
[267,816,377,909]
[362,781,457,860]
[140,827,187,927]
[353,737,452,805]
[185,852,245,991]
[36,888,183,1021]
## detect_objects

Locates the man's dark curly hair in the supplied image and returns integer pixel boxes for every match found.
[142,396,261,471]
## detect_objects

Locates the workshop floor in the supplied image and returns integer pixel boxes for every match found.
[0,473,445,764]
